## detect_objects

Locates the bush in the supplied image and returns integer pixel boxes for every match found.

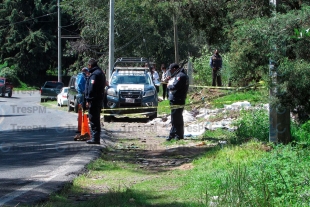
[291,120,310,145]
[206,144,310,207]
[232,107,269,143]
[0,63,19,85]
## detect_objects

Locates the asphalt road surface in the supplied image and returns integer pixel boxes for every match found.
[0,90,106,206]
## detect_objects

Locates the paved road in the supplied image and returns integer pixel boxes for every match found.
[0,90,106,206]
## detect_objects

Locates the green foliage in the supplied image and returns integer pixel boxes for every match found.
[199,144,310,206]
[180,0,272,52]
[211,89,269,108]
[291,120,310,144]
[0,0,58,85]
[0,0,78,85]
[227,18,270,86]
[203,128,235,141]
[232,107,269,143]
[275,58,310,123]
[0,62,18,84]
[62,0,205,72]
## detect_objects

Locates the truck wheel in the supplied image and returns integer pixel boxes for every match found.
[8,91,12,97]
[149,111,157,120]
[1,89,4,97]
[74,99,79,113]
[103,115,112,122]
[40,98,45,102]
[68,101,72,112]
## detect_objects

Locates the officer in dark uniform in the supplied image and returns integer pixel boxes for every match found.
[166,63,189,141]
[85,58,106,144]
[210,49,222,86]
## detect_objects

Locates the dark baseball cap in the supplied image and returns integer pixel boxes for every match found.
[169,63,179,70]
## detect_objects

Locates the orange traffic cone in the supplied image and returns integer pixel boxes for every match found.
[86,115,91,138]
[77,104,82,133]
[81,114,91,140]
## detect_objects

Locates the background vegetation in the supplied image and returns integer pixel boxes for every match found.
[2,1,310,206]
[1,1,310,116]
[2,0,310,119]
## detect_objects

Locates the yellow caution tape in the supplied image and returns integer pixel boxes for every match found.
[98,82,265,116]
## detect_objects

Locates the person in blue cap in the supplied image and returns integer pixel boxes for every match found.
[76,67,89,109]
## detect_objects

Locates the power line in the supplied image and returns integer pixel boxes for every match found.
[61,19,82,28]
[115,33,141,52]
[0,12,57,29]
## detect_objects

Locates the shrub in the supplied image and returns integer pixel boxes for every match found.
[0,63,18,85]
[232,107,269,143]
[291,120,310,145]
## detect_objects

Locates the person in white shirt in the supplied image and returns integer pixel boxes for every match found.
[160,64,169,100]
[151,66,160,94]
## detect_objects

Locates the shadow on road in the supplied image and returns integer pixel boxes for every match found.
[0,126,105,206]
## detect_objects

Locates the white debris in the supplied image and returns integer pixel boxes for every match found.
[184,123,206,137]
[148,100,254,136]
[183,110,196,123]
[231,101,251,109]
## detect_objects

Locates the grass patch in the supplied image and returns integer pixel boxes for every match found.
[42,141,310,207]
[202,128,235,141]
[158,99,170,115]
[158,98,191,116]
[211,89,268,108]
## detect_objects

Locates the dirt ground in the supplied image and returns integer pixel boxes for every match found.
[63,89,228,203]
[99,89,228,171]
[102,119,209,172]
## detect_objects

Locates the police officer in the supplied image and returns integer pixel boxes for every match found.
[166,63,189,141]
[85,58,106,144]
[210,49,222,86]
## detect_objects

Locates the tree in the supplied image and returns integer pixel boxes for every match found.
[0,0,58,85]
[62,0,203,71]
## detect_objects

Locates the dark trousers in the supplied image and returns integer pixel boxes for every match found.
[212,68,222,86]
[169,101,184,139]
[155,85,159,94]
[162,83,167,99]
[88,103,101,141]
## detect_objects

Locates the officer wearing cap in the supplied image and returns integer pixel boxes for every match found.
[166,63,189,141]
[85,58,106,144]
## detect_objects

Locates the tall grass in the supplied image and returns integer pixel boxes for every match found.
[181,142,310,207]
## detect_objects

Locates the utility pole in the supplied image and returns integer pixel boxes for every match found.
[108,0,115,80]
[173,14,179,64]
[188,56,193,85]
[269,0,291,144]
[57,0,62,82]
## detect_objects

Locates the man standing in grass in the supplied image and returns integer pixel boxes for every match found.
[166,63,189,141]
[210,49,222,87]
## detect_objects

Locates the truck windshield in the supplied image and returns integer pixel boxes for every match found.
[44,82,64,88]
[110,73,151,85]
[0,79,4,84]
